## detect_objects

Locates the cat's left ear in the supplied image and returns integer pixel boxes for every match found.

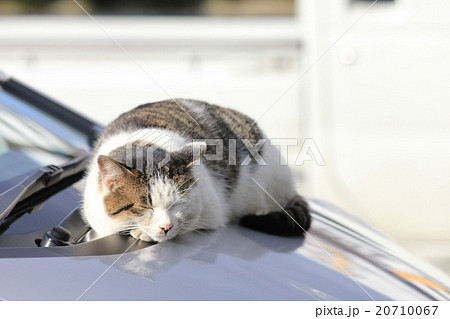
[171,141,207,168]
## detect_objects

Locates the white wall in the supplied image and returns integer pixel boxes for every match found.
[0,16,303,141]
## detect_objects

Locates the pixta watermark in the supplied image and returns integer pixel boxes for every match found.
[123,131,325,173]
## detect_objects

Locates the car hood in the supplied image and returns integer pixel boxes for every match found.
[0,199,449,300]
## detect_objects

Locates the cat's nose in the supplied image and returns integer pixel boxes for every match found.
[160,224,173,235]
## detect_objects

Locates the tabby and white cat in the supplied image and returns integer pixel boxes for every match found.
[82,99,311,242]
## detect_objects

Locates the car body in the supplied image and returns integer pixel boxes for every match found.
[0,72,449,300]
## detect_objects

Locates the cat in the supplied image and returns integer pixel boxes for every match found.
[82,99,311,242]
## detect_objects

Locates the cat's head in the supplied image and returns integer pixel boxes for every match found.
[96,141,207,242]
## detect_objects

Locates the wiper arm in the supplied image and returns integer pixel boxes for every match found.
[0,155,89,231]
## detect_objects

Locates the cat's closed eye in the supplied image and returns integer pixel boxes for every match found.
[130,208,146,216]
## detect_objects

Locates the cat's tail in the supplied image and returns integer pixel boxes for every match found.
[239,194,311,236]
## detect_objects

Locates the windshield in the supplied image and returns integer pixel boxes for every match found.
[0,83,93,236]
[0,89,87,183]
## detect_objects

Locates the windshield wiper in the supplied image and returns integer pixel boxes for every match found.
[0,155,89,233]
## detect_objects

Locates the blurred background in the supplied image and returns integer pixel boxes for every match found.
[0,0,448,275]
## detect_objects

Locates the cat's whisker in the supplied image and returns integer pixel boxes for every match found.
[118,225,140,234]
[182,219,211,227]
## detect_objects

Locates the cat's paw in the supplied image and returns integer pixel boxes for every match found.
[130,229,153,242]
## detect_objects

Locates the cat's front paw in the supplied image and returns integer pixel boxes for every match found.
[130,229,153,242]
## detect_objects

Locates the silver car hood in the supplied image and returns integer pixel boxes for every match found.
[0,199,449,300]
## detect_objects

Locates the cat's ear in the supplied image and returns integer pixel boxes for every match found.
[97,155,132,193]
[171,141,207,168]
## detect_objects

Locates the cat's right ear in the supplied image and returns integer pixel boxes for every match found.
[171,141,207,168]
[97,155,131,193]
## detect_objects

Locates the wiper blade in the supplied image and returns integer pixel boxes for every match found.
[0,155,89,230]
